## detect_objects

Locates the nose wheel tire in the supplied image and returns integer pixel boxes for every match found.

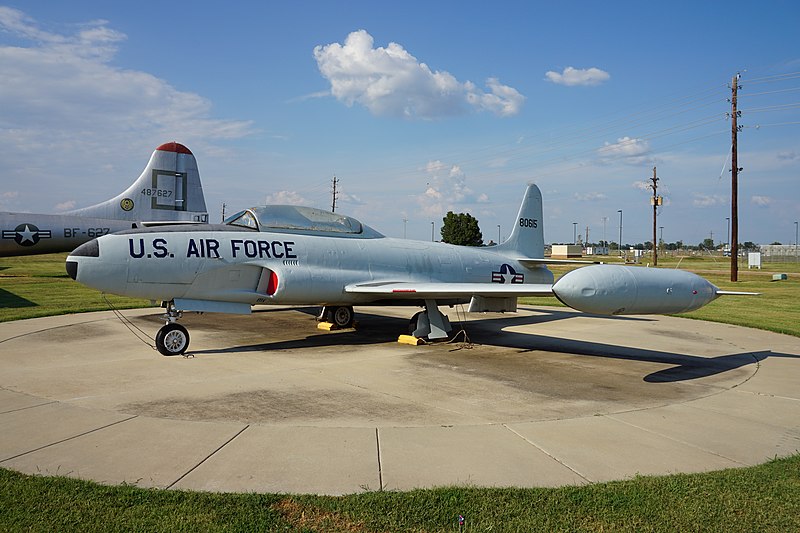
[156,323,190,356]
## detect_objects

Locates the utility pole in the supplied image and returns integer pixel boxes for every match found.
[730,73,742,281]
[221,202,226,223]
[648,166,661,266]
[331,175,339,212]
[602,216,608,247]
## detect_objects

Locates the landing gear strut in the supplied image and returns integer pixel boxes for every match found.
[156,301,190,356]
[409,300,452,340]
[318,305,355,328]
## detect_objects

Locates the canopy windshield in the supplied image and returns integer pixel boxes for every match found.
[226,205,364,234]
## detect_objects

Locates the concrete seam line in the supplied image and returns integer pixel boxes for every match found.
[501,423,592,483]
[605,412,748,467]
[0,316,134,345]
[166,424,250,490]
[0,399,57,415]
[0,414,138,463]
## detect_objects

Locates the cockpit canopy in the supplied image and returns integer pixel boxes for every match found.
[225,205,382,237]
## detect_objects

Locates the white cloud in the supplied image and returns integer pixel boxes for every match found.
[692,193,727,207]
[0,7,254,158]
[545,66,610,86]
[632,181,651,192]
[777,151,800,161]
[417,160,489,216]
[266,190,306,205]
[313,30,524,119]
[598,136,650,165]
[751,195,773,207]
[574,192,608,201]
[338,191,365,206]
[55,200,77,211]
[0,190,19,210]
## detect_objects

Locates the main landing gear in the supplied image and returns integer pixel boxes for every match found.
[156,302,190,356]
[409,300,452,341]
[318,305,355,328]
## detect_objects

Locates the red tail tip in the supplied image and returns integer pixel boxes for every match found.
[156,142,193,155]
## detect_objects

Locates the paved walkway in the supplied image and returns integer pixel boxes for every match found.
[1,306,798,495]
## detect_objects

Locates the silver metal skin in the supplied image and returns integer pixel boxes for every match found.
[0,142,208,257]
[552,264,720,315]
[65,183,743,351]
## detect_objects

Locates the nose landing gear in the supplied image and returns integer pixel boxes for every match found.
[156,301,190,356]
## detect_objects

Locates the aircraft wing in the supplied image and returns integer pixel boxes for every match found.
[345,281,554,298]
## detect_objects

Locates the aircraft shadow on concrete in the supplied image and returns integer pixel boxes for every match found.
[180,306,797,384]
[458,311,792,383]
[0,288,37,309]
[185,307,414,354]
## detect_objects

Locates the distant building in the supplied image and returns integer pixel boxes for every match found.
[759,244,799,257]
[550,244,583,258]
[585,246,609,255]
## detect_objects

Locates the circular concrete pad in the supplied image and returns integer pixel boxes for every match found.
[1,306,799,495]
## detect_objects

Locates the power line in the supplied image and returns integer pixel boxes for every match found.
[737,86,800,98]
[742,102,800,113]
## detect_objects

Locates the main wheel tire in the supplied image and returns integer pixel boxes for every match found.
[331,306,354,328]
[156,323,190,356]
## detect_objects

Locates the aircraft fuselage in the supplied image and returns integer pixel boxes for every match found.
[68,225,553,308]
[0,212,135,256]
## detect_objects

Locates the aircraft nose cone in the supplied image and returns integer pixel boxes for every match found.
[65,260,78,280]
[66,238,99,281]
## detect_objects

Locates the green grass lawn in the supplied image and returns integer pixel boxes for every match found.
[0,253,151,322]
[2,456,800,532]
[1,252,799,532]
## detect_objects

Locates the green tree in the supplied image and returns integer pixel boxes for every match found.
[700,238,715,250]
[440,211,483,246]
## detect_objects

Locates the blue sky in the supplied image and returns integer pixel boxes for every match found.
[1,1,799,246]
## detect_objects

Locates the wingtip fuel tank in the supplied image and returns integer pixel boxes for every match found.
[552,264,719,315]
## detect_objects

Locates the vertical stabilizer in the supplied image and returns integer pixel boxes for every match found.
[496,183,545,259]
[68,142,208,223]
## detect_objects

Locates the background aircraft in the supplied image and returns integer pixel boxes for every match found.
[66,184,751,356]
[1,142,208,257]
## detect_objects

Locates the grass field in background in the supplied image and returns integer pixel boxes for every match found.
[1,252,799,531]
[0,252,151,322]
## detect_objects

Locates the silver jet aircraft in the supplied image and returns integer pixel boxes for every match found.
[1,142,208,257]
[66,184,750,355]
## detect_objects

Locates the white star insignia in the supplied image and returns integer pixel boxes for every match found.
[17,225,37,244]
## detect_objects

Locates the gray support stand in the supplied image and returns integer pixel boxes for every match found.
[424,299,451,340]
